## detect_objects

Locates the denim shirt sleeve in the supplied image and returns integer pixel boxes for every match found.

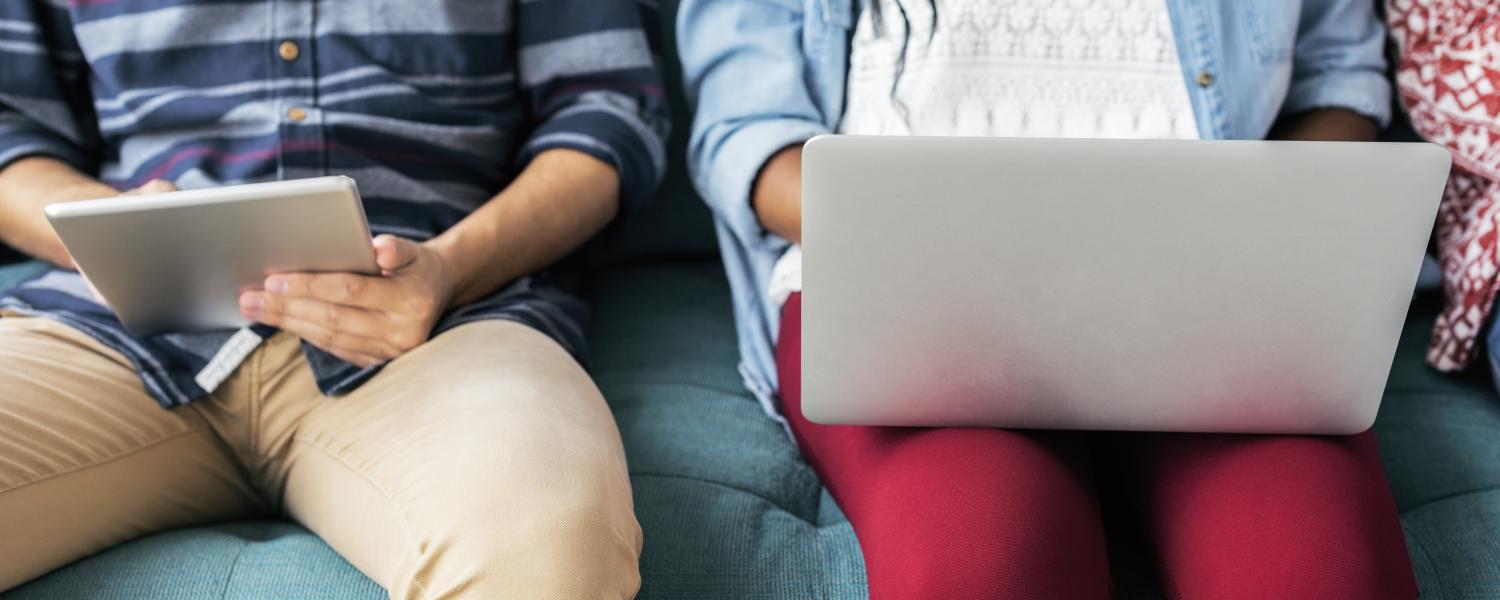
[676,0,832,249]
[1280,0,1392,127]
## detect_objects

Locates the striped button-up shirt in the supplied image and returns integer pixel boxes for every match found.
[0,0,668,408]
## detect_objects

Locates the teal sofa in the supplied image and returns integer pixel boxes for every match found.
[3,2,1499,599]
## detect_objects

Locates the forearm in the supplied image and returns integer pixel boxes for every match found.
[430,148,620,307]
[753,145,805,245]
[0,156,115,267]
[1268,108,1379,142]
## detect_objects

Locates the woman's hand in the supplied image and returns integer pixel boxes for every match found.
[239,234,460,367]
[1268,108,1378,142]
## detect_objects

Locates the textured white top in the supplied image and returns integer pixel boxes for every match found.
[771,0,1200,303]
[840,0,1200,139]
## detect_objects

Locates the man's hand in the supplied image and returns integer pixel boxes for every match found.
[238,234,460,367]
[241,147,619,366]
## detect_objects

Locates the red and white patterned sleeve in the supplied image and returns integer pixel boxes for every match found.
[1390,0,1500,371]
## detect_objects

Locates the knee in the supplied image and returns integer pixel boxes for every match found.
[1265,528,1416,599]
[1172,551,1416,600]
[854,487,1110,600]
[1161,514,1417,600]
[488,436,641,598]
[848,431,1110,600]
[396,417,640,599]
[508,485,644,600]
[414,471,643,600]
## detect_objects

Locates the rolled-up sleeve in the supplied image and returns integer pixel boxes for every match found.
[0,1,98,173]
[677,0,832,249]
[514,1,669,213]
[1280,0,1392,127]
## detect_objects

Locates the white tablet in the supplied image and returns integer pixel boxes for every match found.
[45,176,379,336]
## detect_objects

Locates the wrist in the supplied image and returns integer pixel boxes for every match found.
[426,226,506,309]
[422,237,463,305]
[752,145,805,244]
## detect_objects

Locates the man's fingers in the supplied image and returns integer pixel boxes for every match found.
[121,179,179,196]
[243,292,389,341]
[325,347,388,369]
[247,307,398,365]
[373,234,419,272]
[264,272,391,309]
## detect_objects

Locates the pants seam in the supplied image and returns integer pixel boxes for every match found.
[293,437,434,600]
[1402,525,1442,600]
[247,343,264,482]
[0,429,205,498]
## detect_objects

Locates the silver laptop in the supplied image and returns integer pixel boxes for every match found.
[801,135,1451,434]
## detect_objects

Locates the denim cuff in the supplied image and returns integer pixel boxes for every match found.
[697,117,828,250]
[1281,68,1393,129]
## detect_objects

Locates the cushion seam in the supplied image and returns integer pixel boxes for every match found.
[215,522,271,599]
[629,471,821,525]
[1402,522,1445,600]
[594,375,749,398]
[1400,486,1500,515]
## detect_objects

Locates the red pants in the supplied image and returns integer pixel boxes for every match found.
[777,294,1417,599]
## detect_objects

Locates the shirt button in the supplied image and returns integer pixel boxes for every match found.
[286,107,307,122]
[1196,71,1215,88]
[277,41,300,62]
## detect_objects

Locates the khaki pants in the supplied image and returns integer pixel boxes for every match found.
[0,317,641,599]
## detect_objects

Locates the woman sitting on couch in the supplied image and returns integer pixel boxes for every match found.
[679,1,1418,598]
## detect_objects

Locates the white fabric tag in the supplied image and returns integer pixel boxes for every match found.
[193,327,265,393]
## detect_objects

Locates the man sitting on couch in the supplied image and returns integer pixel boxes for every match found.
[0,1,666,598]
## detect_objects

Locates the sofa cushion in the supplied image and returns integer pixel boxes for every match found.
[588,262,826,517]
[585,260,867,599]
[4,522,381,600]
[1399,490,1500,600]
[1373,296,1500,600]
[1375,297,1500,509]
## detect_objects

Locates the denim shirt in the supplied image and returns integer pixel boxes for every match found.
[677,0,1392,421]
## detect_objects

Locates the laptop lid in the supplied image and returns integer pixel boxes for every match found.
[801,136,1450,434]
